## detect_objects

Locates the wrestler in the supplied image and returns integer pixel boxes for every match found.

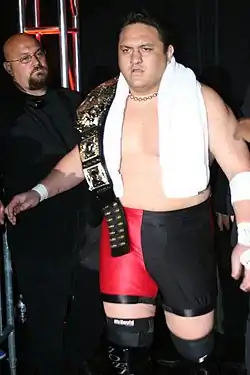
[5,12,250,375]
[232,117,250,375]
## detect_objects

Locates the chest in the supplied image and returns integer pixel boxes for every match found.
[121,104,159,156]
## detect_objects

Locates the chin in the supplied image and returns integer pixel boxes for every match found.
[128,77,146,88]
[29,80,47,90]
[130,83,148,93]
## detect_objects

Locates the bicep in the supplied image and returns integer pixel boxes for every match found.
[203,85,250,181]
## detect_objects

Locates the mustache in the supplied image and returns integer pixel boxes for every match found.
[31,66,48,74]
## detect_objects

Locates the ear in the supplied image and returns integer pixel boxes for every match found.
[3,62,13,76]
[166,45,174,61]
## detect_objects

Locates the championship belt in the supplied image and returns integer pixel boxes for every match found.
[76,78,129,257]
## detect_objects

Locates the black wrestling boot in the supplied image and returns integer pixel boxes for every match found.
[108,343,152,374]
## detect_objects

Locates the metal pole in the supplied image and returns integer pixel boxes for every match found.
[18,0,26,33]
[58,0,69,87]
[72,0,81,91]
[34,0,41,28]
[34,0,41,41]
[3,232,16,375]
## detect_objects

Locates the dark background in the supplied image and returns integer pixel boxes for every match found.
[0,0,250,110]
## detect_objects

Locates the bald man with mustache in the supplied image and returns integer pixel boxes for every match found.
[0,34,103,375]
[3,33,49,94]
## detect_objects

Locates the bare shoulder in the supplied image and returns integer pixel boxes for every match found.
[201,83,237,140]
[200,85,250,179]
[201,84,230,120]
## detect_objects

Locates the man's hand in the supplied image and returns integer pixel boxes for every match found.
[0,200,4,225]
[235,118,250,142]
[216,213,231,231]
[231,244,250,291]
[5,191,40,225]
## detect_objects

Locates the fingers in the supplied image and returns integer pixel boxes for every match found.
[5,202,17,225]
[5,198,26,225]
[223,217,230,231]
[216,214,223,231]
[0,217,5,225]
[4,191,40,225]
[0,205,4,225]
[240,269,250,292]
[216,214,230,231]
[5,203,25,224]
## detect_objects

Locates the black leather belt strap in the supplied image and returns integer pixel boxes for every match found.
[95,186,129,257]
[102,199,129,257]
[76,89,130,257]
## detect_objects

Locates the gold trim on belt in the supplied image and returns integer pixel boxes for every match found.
[75,78,130,257]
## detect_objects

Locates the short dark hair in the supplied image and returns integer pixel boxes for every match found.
[120,11,171,52]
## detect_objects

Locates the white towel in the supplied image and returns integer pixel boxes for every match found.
[103,57,210,198]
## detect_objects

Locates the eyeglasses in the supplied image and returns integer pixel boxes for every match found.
[6,49,46,65]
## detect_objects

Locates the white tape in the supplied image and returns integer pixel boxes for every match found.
[237,222,250,247]
[31,183,48,202]
[230,171,250,204]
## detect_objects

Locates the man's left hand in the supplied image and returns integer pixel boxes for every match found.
[231,243,250,291]
[216,213,231,231]
[0,200,4,225]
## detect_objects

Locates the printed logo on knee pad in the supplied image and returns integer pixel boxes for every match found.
[108,346,133,375]
[114,319,135,327]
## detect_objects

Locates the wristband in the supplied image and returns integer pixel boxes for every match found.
[31,184,48,202]
[237,222,250,247]
[230,172,250,204]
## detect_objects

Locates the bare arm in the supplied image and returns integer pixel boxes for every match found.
[41,145,84,199]
[202,85,250,224]
[4,145,85,224]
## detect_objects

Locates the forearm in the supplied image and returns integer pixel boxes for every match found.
[233,201,250,224]
[37,145,84,199]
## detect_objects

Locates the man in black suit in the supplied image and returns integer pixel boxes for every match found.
[0,33,103,375]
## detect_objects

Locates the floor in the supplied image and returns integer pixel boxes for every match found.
[0,334,247,375]
[0,306,247,375]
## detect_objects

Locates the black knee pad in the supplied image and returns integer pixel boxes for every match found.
[106,317,154,348]
[171,331,214,363]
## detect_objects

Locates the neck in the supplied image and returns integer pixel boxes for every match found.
[24,88,47,96]
[129,85,159,97]
[128,90,158,103]
[130,91,157,97]
[15,82,47,96]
